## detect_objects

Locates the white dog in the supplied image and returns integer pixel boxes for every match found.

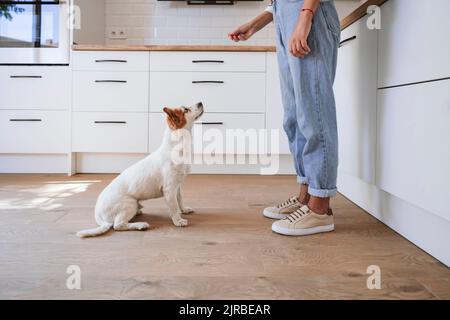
[77,102,204,238]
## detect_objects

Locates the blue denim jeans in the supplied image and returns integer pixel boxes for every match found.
[274,0,341,198]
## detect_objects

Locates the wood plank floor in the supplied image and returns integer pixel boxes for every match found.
[0,174,448,299]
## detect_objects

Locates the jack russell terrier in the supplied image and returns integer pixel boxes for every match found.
[77,102,204,238]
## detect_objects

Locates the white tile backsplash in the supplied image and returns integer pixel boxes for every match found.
[102,0,361,46]
[105,0,275,45]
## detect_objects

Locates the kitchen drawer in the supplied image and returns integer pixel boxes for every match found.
[72,112,148,153]
[149,72,266,113]
[0,66,70,110]
[0,110,69,153]
[378,0,450,88]
[149,112,265,154]
[73,71,149,112]
[376,79,450,222]
[72,51,149,71]
[150,52,266,72]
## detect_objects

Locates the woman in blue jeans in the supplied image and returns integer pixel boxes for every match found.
[229,0,341,236]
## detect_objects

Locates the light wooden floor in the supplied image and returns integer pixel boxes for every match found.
[0,174,449,300]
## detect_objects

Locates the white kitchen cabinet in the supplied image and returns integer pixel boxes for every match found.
[72,112,148,153]
[0,66,70,110]
[72,71,149,112]
[334,16,378,184]
[265,52,290,154]
[0,110,69,153]
[72,51,149,71]
[150,51,266,72]
[378,0,450,88]
[376,79,450,222]
[149,112,265,154]
[333,1,450,266]
[149,72,266,113]
[2,50,289,174]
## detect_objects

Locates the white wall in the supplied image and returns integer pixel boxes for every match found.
[74,0,106,45]
[102,0,361,46]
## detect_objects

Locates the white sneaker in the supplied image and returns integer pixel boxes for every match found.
[263,196,302,220]
[271,206,335,236]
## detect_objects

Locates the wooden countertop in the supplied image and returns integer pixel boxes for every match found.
[72,44,276,52]
[72,0,388,52]
[341,0,388,30]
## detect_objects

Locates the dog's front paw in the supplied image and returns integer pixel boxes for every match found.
[135,222,150,230]
[172,217,189,227]
[182,206,194,215]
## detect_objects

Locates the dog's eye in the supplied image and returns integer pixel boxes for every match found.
[183,108,190,113]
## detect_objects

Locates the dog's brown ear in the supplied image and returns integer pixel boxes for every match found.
[163,107,186,130]
[163,107,173,116]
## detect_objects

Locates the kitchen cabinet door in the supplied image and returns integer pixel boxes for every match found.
[376,79,450,222]
[150,51,265,72]
[72,112,148,153]
[0,110,69,153]
[378,0,450,88]
[73,71,149,112]
[149,72,266,113]
[334,17,378,184]
[0,66,70,110]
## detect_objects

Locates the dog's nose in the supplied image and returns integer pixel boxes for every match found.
[196,102,204,109]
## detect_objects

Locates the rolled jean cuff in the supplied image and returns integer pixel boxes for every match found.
[308,186,337,198]
[297,176,308,185]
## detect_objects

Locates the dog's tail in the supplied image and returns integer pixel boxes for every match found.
[77,223,113,238]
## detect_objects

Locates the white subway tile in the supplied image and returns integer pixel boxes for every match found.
[104,1,273,44]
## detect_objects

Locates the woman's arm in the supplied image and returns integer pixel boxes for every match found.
[228,10,273,42]
[289,0,320,58]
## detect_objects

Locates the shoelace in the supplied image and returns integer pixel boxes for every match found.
[285,206,310,223]
[276,197,298,209]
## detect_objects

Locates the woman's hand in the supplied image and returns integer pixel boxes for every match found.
[228,11,273,42]
[228,22,256,42]
[289,11,314,58]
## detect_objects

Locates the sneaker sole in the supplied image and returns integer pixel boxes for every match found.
[262,208,290,220]
[272,223,335,236]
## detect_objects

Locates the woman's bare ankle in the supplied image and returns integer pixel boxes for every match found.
[308,196,330,215]
[298,184,310,205]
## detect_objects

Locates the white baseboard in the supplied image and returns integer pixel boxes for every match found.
[0,152,297,175]
[338,171,450,267]
[75,152,147,173]
[74,152,297,175]
[0,154,68,174]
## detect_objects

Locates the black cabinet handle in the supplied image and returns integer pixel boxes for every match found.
[192,81,224,84]
[10,75,42,79]
[192,60,224,63]
[188,1,233,4]
[95,59,127,63]
[95,80,127,83]
[94,121,127,124]
[195,122,224,125]
[10,119,42,122]
[339,36,357,47]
